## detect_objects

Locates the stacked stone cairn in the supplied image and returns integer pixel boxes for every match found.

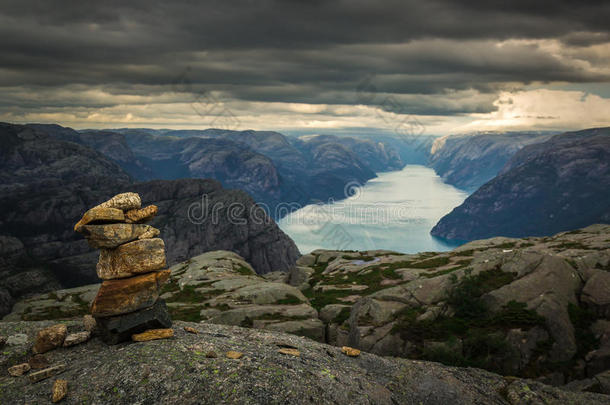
[74,192,172,344]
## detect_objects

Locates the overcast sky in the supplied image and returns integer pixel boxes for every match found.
[1,0,610,135]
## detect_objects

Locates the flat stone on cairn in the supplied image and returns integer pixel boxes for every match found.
[74,192,172,344]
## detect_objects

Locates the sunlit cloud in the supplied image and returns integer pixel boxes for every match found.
[458,89,610,132]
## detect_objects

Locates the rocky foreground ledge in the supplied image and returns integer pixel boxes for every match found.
[0,321,608,404]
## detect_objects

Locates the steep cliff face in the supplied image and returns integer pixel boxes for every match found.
[431,128,610,241]
[429,132,553,191]
[0,123,299,317]
[131,179,300,274]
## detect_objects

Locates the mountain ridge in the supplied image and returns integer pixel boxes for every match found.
[431,128,610,241]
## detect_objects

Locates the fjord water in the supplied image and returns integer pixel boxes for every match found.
[278,165,469,254]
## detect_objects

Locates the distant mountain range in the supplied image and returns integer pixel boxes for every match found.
[66,127,422,215]
[431,127,610,240]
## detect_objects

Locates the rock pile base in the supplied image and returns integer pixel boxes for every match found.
[75,192,172,344]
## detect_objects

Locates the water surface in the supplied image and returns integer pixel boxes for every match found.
[278,165,469,254]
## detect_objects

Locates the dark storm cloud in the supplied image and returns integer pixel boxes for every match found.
[1,0,609,116]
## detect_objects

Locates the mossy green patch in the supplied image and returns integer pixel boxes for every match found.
[164,284,223,304]
[168,305,203,322]
[391,269,542,376]
[568,303,599,358]
[452,249,475,257]
[493,242,517,249]
[550,242,589,250]
[342,255,375,262]
[332,306,351,325]
[421,259,473,279]
[276,294,303,305]
[304,288,359,311]
[234,265,255,276]
[240,313,311,328]
[409,256,450,269]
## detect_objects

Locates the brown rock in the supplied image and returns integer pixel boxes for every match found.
[96,192,141,211]
[83,315,97,333]
[341,346,361,357]
[33,324,67,354]
[91,270,171,317]
[73,207,125,232]
[206,351,218,358]
[96,299,172,345]
[125,205,158,224]
[278,348,300,357]
[184,326,199,334]
[8,363,30,376]
[96,238,166,280]
[52,379,68,402]
[29,354,50,369]
[138,227,160,240]
[28,364,67,383]
[226,351,243,359]
[63,331,90,347]
[79,224,159,249]
[132,328,174,342]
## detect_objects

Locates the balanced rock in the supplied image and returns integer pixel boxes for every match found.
[125,205,158,224]
[96,299,172,344]
[75,191,172,345]
[138,227,161,240]
[96,192,141,211]
[33,324,67,354]
[96,238,166,279]
[91,270,170,317]
[78,224,159,249]
[73,207,124,231]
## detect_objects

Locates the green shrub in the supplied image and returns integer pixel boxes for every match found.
[391,268,545,376]
[452,249,474,257]
[276,294,303,305]
[332,307,351,325]
[568,303,599,358]
[409,256,450,269]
